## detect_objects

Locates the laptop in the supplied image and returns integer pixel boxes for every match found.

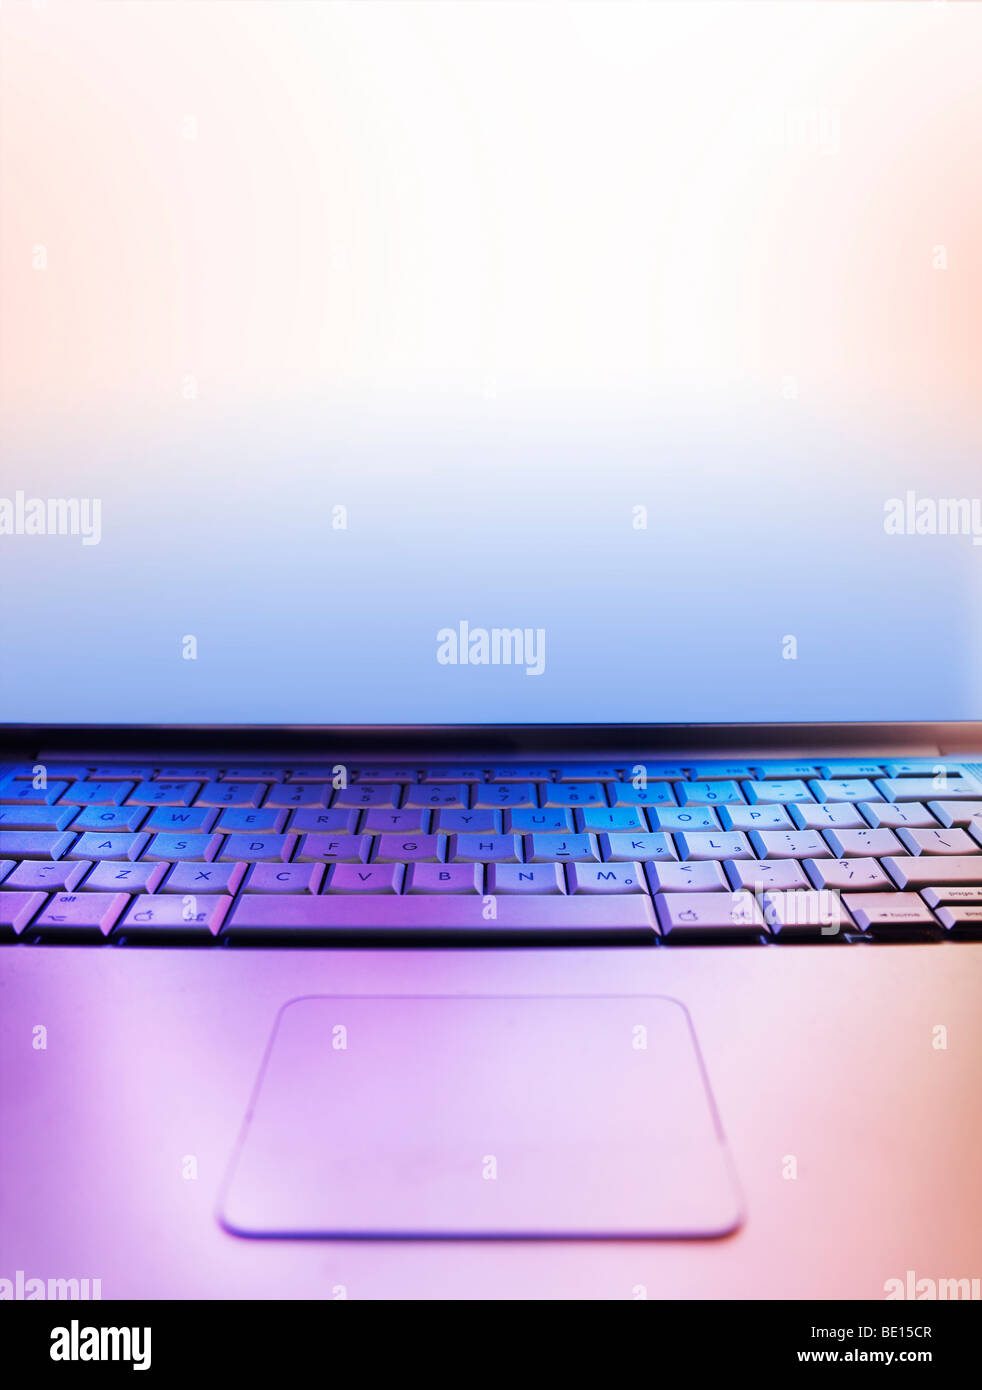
[2,0,982,1300]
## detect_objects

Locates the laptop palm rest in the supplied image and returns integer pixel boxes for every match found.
[218,994,743,1239]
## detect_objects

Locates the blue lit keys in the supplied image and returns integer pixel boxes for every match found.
[541,783,607,808]
[675,781,745,806]
[471,783,537,809]
[485,864,564,894]
[574,807,646,834]
[718,804,793,832]
[675,832,753,861]
[448,835,522,863]
[599,833,675,862]
[567,863,646,894]
[526,834,600,862]
[606,782,676,807]
[743,780,813,804]
[126,781,201,806]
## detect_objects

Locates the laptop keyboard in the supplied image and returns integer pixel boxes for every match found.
[2,758,982,944]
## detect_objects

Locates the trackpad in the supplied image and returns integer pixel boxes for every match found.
[219,994,743,1238]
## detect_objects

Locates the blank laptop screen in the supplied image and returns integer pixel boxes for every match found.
[1,1,980,724]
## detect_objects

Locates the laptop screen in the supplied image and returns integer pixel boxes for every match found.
[1,1,980,725]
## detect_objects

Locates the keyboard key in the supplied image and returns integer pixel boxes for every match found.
[675,831,752,861]
[744,780,813,804]
[436,810,502,834]
[0,805,78,831]
[33,892,129,939]
[346,766,419,783]
[194,781,267,808]
[820,762,885,779]
[421,767,486,782]
[688,763,756,780]
[243,863,325,894]
[0,891,47,937]
[527,834,600,862]
[920,885,982,908]
[143,832,222,862]
[859,801,938,829]
[405,864,483,894]
[754,763,821,780]
[809,779,879,804]
[876,776,982,802]
[126,781,200,806]
[362,809,432,834]
[748,830,830,859]
[323,864,404,893]
[4,764,88,781]
[896,827,978,856]
[760,889,853,938]
[789,802,867,831]
[402,784,470,809]
[488,766,554,781]
[0,860,13,884]
[926,801,982,828]
[675,781,744,806]
[882,856,982,890]
[0,830,76,860]
[934,905,982,936]
[556,766,621,781]
[882,760,965,778]
[471,783,537,809]
[567,862,646,894]
[447,834,521,863]
[143,806,217,833]
[160,861,247,894]
[724,859,809,892]
[57,780,131,806]
[0,780,71,805]
[73,805,149,832]
[645,860,727,893]
[648,805,720,833]
[218,834,296,863]
[604,782,676,807]
[619,764,686,781]
[225,893,657,941]
[486,863,565,894]
[90,766,151,780]
[824,828,902,858]
[803,857,892,891]
[3,859,90,892]
[333,784,401,808]
[66,831,149,862]
[118,894,233,939]
[263,784,331,809]
[374,834,445,863]
[718,804,793,832]
[574,807,647,834]
[600,832,676,862]
[79,861,167,893]
[293,834,370,863]
[286,766,348,783]
[844,893,938,934]
[287,809,359,835]
[503,809,572,833]
[220,767,286,782]
[214,809,288,834]
[154,767,219,781]
[541,783,607,808]
[653,891,765,941]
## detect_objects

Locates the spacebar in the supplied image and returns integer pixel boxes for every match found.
[225,895,658,942]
